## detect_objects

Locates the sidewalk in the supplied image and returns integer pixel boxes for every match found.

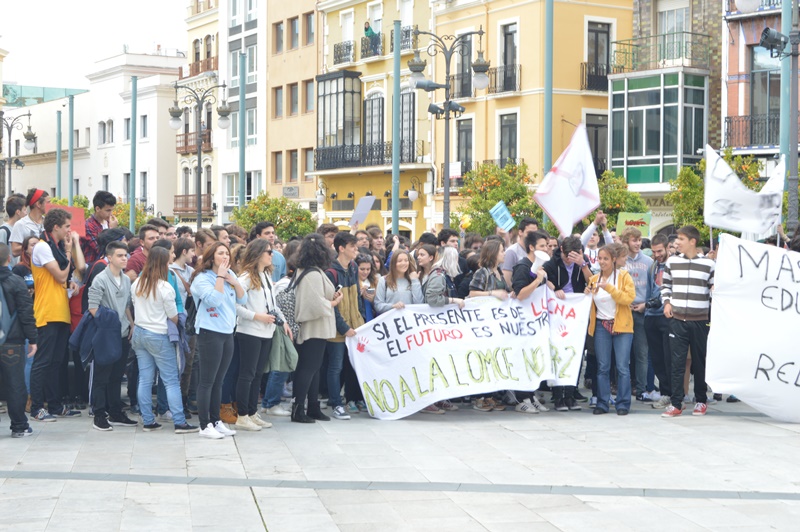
[0,398,798,531]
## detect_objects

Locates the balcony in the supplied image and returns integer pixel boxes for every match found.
[580,62,617,91]
[361,33,384,59]
[488,65,521,94]
[390,26,415,52]
[176,131,213,155]
[448,72,473,99]
[188,0,215,16]
[726,0,781,13]
[174,193,214,215]
[723,113,794,148]
[179,56,218,80]
[438,159,524,189]
[334,41,355,65]
[315,140,424,171]
[612,32,711,73]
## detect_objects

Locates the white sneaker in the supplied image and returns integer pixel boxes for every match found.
[652,396,671,409]
[514,398,540,414]
[266,404,291,417]
[649,391,662,401]
[214,420,236,436]
[249,414,272,428]
[159,410,173,422]
[234,415,261,432]
[199,423,224,439]
[331,405,351,420]
[531,396,549,412]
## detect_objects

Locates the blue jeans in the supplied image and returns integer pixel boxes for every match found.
[594,324,633,412]
[262,371,288,408]
[131,326,186,426]
[631,312,649,394]
[325,342,347,407]
[157,378,169,415]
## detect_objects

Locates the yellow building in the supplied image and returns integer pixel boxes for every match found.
[430,0,633,222]
[312,0,433,240]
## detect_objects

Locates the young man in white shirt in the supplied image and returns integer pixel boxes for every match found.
[10,188,49,259]
[501,217,539,287]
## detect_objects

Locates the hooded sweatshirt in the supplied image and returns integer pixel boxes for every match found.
[326,258,365,343]
[625,251,654,306]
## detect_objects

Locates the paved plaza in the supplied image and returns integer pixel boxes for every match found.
[0,395,798,531]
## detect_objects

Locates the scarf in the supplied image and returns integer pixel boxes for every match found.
[40,230,73,280]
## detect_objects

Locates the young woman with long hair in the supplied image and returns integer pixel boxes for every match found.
[234,239,292,430]
[374,250,423,314]
[291,234,343,423]
[131,247,198,434]
[415,244,437,284]
[423,246,464,308]
[469,239,510,300]
[190,241,247,439]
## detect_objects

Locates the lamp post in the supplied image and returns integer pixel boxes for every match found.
[405,176,422,202]
[409,27,490,229]
[0,111,36,200]
[168,81,231,230]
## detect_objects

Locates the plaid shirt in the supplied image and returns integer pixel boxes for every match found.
[81,215,105,264]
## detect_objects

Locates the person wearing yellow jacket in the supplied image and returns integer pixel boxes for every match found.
[586,243,636,416]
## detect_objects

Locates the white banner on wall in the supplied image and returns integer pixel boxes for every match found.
[706,234,800,423]
[345,287,592,420]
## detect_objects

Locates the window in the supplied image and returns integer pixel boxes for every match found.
[206,165,212,194]
[123,173,130,202]
[102,175,109,191]
[85,128,90,146]
[107,120,114,143]
[304,148,315,179]
[304,12,315,45]
[247,108,257,145]
[141,115,148,138]
[140,171,148,202]
[455,34,472,98]
[657,4,690,62]
[249,171,262,199]
[183,168,191,193]
[588,22,610,67]
[399,89,415,154]
[364,92,384,144]
[73,129,80,147]
[289,17,299,49]
[124,118,131,141]
[274,86,284,118]
[274,21,284,53]
[74,179,80,197]
[273,152,283,183]
[245,0,256,22]
[585,114,608,176]
[225,173,237,205]
[457,118,473,164]
[304,80,314,112]
[230,50,240,88]
[317,70,362,149]
[751,45,781,145]
[289,83,299,115]
[246,45,257,84]
[98,121,106,144]
[499,113,517,163]
[501,23,518,91]
[288,150,299,183]
[231,111,239,147]
[230,0,240,26]
[194,39,201,62]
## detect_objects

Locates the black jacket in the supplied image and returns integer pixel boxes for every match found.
[0,267,38,345]
[543,253,589,294]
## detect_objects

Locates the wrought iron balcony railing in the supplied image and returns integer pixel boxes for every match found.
[448,72,473,99]
[174,193,214,215]
[361,33,384,59]
[176,131,213,155]
[334,41,355,64]
[488,65,521,94]
[723,113,794,148]
[390,26,415,52]
[315,140,424,170]
[612,32,711,73]
[179,56,218,80]
[580,62,615,91]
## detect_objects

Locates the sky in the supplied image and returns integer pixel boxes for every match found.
[1,0,187,89]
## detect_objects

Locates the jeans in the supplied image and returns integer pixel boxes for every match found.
[325,341,347,407]
[61,347,88,403]
[131,326,186,426]
[220,338,240,405]
[30,322,70,415]
[294,338,327,415]
[196,328,235,428]
[593,324,633,412]
[91,337,129,419]
[262,370,288,408]
[1,344,30,433]
[631,312,649,395]
[236,333,272,416]
[126,347,139,407]
[584,332,598,397]
[669,320,709,409]
[645,315,671,397]
[181,335,197,400]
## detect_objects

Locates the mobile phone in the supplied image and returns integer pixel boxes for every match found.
[366,288,375,294]
[337,284,343,291]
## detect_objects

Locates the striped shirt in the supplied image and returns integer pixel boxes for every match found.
[661,254,714,321]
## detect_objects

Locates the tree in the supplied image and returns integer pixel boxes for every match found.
[230,192,316,240]
[113,202,149,232]
[593,172,647,230]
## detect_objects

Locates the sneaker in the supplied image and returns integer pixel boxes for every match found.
[487,397,505,411]
[265,404,291,417]
[554,399,568,412]
[692,402,708,416]
[637,393,653,403]
[531,396,549,412]
[726,395,741,403]
[661,405,682,418]
[108,414,138,427]
[573,390,588,403]
[234,415,262,431]
[56,406,81,418]
[214,420,236,436]
[33,408,56,422]
[514,398,540,414]
[11,427,33,438]
[199,423,224,439]
[73,397,88,410]
[92,416,113,432]
[356,401,368,412]
[473,398,493,412]
[346,401,360,414]
[589,396,598,407]
[175,423,200,434]
[331,405,351,420]
[565,397,582,411]
[219,404,237,424]
[649,391,662,401]
[143,422,162,431]
[249,414,272,428]
[503,390,519,405]
[713,393,723,401]
[421,404,445,414]
[159,411,174,422]
[651,396,671,409]
[436,400,458,411]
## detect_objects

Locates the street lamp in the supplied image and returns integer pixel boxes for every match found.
[168,82,231,230]
[316,181,328,205]
[0,111,36,200]
[405,176,422,202]
[410,26,490,228]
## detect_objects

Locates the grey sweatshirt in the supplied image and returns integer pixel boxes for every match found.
[375,276,423,314]
[88,267,133,336]
[625,251,654,306]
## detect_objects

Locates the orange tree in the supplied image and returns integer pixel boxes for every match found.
[113,202,149,231]
[230,192,316,240]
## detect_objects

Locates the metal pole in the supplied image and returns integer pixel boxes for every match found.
[238,51,246,209]
[788,4,800,234]
[780,0,792,165]
[130,76,138,231]
[196,102,203,231]
[391,20,401,234]
[543,0,554,226]
[68,95,74,206]
[443,52,452,229]
[56,110,62,199]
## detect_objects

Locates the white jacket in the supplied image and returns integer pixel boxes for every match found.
[236,271,285,338]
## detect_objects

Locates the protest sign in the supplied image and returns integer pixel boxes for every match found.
[741,157,785,242]
[349,195,376,227]
[706,234,800,423]
[704,146,782,234]
[345,287,591,420]
[45,203,86,237]
[489,201,516,232]
[616,212,651,238]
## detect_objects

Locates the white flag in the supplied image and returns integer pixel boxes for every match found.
[704,145,782,234]
[741,156,785,242]
[534,124,601,237]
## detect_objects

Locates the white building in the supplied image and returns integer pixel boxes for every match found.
[5,53,184,216]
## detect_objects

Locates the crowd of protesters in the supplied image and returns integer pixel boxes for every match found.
[0,188,798,439]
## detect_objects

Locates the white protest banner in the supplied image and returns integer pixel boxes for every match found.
[534,124,600,237]
[345,287,591,420]
[704,146,782,234]
[706,234,800,423]
[349,195,377,227]
[742,156,785,242]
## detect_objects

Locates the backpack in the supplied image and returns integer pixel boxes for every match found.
[0,284,18,346]
[0,225,11,246]
[275,268,314,338]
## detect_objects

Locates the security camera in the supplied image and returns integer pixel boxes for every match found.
[760,27,789,55]
[427,103,444,117]
[446,101,465,114]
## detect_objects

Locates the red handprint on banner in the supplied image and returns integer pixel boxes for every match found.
[558,324,569,337]
[356,337,370,352]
